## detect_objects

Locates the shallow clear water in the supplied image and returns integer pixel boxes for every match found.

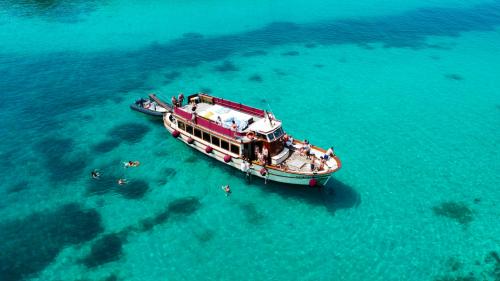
[0,1,499,281]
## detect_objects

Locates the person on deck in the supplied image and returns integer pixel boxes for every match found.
[171,96,178,107]
[231,120,238,131]
[324,146,335,160]
[262,146,269,164]
[178,93,184,106]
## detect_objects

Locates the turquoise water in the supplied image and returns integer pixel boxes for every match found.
[1,1,499,280]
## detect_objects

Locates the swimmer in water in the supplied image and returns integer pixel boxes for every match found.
[118,178,128,185]
[91,169,100,179]
[221,185,231,196]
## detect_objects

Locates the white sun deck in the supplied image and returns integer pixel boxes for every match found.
[182,102,263,132]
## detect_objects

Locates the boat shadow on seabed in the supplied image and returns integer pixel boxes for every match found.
[251,177,361,216]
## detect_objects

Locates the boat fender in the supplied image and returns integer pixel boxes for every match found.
[205,146,213,153]
[187,137,194,144]
[224,155,232,163]
[309,178,317,187]
[172,130,180,138]
[246,131,255,140]
[260,168,267,176]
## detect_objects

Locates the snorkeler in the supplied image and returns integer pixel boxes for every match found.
[91,169,100,179]
[124,161,140,168]
[118,178,128,185]
[221,185,231,196]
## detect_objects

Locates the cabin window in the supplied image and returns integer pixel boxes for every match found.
[186,125,193,135]
[202,131,211,142]
[211,136,220,147]
[178,121,185,131]
[230,144,240,155]
[194,128,202,138]
[220,140,229,151]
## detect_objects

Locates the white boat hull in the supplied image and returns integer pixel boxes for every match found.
[163,113,333,186]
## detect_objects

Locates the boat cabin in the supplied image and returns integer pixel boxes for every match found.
[172,93,287,163]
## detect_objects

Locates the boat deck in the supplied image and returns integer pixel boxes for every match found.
[182,102,263,133]
[280,144,339,174]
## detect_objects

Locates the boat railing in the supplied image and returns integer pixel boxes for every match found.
[212,97,265,117]
[174,107,238,138]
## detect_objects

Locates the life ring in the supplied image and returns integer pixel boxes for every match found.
[246,131,255,140]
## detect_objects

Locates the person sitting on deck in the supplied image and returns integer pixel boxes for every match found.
[320,157,326,170]
[285,135,294,147]
[323,146,335,160]
[216,116,222,126]
[300,141,311,157]
[171,96,178,107]
[230,120,238,131]
[310,158,316,172]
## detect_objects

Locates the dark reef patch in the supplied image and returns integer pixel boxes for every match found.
[239,202,265,225]
[281,51,300,56]
[0,203,103,281]
[249,74,263,82]
[305,43,317,48]
[184,155,198,163]
[103,274,119,281]
[115,179,150,199]
[194,229,215,243]
[34,137,87,183]
[163,70,181,84]
[168,197,201,216]
[314,64,325,68]
[87,173,118,196]
[214,61,239,72]
[82,233,124,268]
[1,0,105,23]
[200,87,212,94]
[135,196,201,232]
[432,201,474,225]
[444,74,464,81]
[7,181,29,194]
[93,139,121,153]
[182,32,204,39]
[273,69,287,76]
[107,122,150,144]
[241,50,267,57]
[163,167,177,178]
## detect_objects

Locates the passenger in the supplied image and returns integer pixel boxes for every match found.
[191,112,197,124]
[262,146,269,164]
[319,157,326,170]
[91,169,100,179]
[285,135,294,147]
[231,120,238,131]
[258,152,265,164]
[222,185,231,196]
[216,116,222,126]
[118,178,128,185]
[310,158,316,172]
[171,96,178,107]
[325,146,335,159]
[254,146,260,159]
[178,93,184,106]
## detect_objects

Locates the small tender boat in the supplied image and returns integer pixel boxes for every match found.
[162,93,341,186]
[130,94,171,117]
